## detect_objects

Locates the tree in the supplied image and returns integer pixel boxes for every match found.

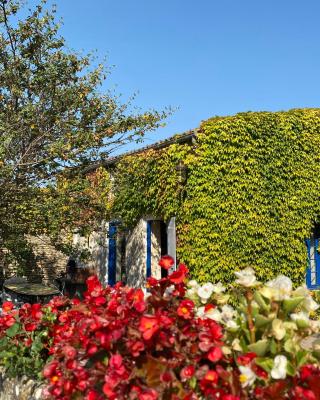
[0,0,167,273]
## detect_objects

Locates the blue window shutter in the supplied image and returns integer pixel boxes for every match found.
[306,238,320,289]
[316,238,320,287]
[146,221,152,278]
[306,239,312,289]
[108,223,117,286]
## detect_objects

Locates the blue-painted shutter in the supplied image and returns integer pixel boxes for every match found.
[108,223,117,286]
[146,221,152,278]
[306,238,320,289]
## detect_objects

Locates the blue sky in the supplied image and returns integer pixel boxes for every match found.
[28,0,320,153]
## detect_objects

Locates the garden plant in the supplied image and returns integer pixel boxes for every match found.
[0,258,320,399]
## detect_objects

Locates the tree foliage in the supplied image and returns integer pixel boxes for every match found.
[0,0,167,272]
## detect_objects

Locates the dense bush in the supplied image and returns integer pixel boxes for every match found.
[1,258,320,399]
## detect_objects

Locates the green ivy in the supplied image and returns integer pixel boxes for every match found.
[112,109,320,285]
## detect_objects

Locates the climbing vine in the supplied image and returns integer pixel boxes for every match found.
[112,143,193,225]
[111,109,320,284]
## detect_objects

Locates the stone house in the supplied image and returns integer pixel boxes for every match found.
[81,109,320,289]
[10,109,320,289]
[73,130,195,288]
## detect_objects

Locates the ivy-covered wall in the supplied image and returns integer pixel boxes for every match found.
[112,109,320,284]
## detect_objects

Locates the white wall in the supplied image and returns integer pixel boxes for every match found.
[126,219,146,287]
[151,221,162,279]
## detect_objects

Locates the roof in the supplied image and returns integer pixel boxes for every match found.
[84,128,197,173]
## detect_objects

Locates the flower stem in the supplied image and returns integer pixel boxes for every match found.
[246,290,256,343]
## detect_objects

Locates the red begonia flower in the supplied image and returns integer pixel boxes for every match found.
[139,389,159,400]
[2,301,14,312]
[180,365,195,380]
[168,264,188,284]
[177,299,194,319]
[207,346,223,362]
[204,370,218,383]
[139,316,159,340]
[159,255,175,270]
[25,322,37,332]
[236,352,256,366]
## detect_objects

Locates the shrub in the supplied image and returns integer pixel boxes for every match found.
[0,300,57,378]
[1,258,320,399]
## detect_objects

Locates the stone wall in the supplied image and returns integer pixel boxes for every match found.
[25,235,68,284]
[0,236,68,285]
[1,233,101,286]
[72,227,107,283]
[0,369,44,400]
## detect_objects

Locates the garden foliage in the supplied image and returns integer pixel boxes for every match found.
[1,260,320,399]
[112,109,320,284]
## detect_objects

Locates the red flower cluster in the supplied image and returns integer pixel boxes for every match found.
[42,262,237,399]
[1,257,320,399]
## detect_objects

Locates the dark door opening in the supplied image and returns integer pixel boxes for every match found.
[160,221,168,278]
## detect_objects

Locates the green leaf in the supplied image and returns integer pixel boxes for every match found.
[248,339,270,357]
[296,350,309,367]
[189,376,197,389]
[0,337,9,349]
[295,319,309,329]
[286,360,296,376]
[31,340,43,353]
[284,339,294,353]
[269,339,278,355]
[254,314,271,329]
[254,292,269,311]
[6,323,21,338]
[255,357,274,372]
[283,297,305,314]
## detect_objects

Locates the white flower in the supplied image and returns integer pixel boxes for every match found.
[232,338,243,351]
[265,275,292,300]
[235,267,257,287]
[272,319,286,340]
[293,286,309,297]
[294,286,319,313]
[271,355,287,379]
[186,287,197,297]
[187,280,199,289]
[303,296,319,313]
[212,282,226,294]
[222,346,232,355]
[225,319,239,330]
[197,283,214,301]
[196,306,205,318]
[221,305,236,321]
[239,366,256,387]
[205,307,222,322]
[290,311,309,323]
